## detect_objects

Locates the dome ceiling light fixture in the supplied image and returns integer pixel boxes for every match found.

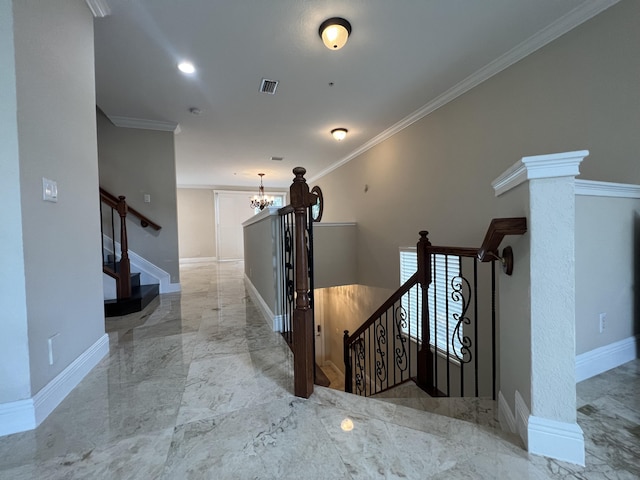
[177,61,196,74]
[319,17,352,50]
[331,128,348,141]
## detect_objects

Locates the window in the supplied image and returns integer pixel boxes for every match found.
[253,194,286,215]
[399,248,463,359]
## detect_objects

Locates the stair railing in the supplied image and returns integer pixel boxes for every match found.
[100,187,161,300]
[344,218,526,399]
[278,167,323,399]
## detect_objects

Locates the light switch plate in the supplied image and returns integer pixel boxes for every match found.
[43,178,58,202]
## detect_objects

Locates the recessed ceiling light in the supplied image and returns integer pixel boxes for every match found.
[178,62,196,74]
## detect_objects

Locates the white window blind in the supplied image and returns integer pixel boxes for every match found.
[399,249,463,358]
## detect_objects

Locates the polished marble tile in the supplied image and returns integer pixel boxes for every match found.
[1,261,637,479]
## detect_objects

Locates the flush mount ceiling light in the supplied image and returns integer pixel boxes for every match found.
[331,128,348,141]
[177,61,196,74]
[319,17,352,50]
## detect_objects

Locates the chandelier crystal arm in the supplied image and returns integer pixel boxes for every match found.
[249,173,274,210]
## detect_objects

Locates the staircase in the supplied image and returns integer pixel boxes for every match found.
[100,188,161,317]
[103,261,159,317]
[343,219,527,401]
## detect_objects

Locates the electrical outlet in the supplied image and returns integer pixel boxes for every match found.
[599,313,606,333]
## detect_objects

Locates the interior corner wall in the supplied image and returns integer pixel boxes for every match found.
[97,111,180,283]
[12,0,105,395]
[0,0,31,404]
[177,188,216,259]
[317,0,640,292]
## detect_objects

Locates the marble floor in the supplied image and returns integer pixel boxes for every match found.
[0,261,638,479]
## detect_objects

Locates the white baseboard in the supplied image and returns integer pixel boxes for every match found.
[498,390,530,449]
[324,360,344,377]
[575,335,638,382]
[0,334,109,437]
[179,257,217,264]
[528,416,585,466]
[515,390,530,448]
[244,275,278,331]
[498,391,516,433]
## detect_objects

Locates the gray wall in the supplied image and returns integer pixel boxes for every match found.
[243,211,280,314]
[0,0,105,399]
[313,224,358,289]
[177,188,216,259]
[97,111,180,283]
[0,0,31,404]
[575,194,640,354]
[315,1,640,394]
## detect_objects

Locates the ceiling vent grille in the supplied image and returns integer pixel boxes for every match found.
[260,78,279,95]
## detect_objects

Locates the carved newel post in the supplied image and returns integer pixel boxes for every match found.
[290,167,318,398]
[116,196,131,299]
[416,230,434,391]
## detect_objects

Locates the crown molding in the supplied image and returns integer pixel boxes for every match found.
[308,0,620,184]
[85,0,110,18]
[108,115,180,133]
[492,150,589,197]
[575,179,640,198]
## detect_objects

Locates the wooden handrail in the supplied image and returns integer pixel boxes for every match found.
[477,217,527,262]
[100,187,162,230]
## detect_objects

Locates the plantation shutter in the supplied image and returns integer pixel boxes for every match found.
[400,248,463,358]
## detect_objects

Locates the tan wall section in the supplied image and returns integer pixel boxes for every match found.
[317,0,640,291]
[177,188,216,259]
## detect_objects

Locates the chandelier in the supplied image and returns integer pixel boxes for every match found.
[250,173,274,210]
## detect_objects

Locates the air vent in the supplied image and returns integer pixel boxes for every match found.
[270,156,284,161]
[260,78,279,95]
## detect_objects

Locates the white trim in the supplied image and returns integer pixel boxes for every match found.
[0,334,109,437]
[314,222,357,228]
[179,257,217,264]
[515,390,530,448]
[575,336,638,382]
[103,235,181,294]
[85,0,110,17]
[575,180,640,198]
[0,399,35,437]
[324,360,344,376]
[308,0,618,184]
[244,274,278,331]
[498,391,516,434]
[528,416,585,466]
[107,115,180,133]
[241,206,280,227]
[492,150,589,196]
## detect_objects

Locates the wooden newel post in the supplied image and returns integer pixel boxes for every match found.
[290,167,318,398]
[416,230,434,390]
[116,196,131,299]
[343,330,352,393]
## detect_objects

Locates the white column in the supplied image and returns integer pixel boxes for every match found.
[492,150,588,465]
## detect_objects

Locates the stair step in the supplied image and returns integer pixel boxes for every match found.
[104,283,159,317]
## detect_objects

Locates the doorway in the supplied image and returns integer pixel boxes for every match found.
[215,191,253,261]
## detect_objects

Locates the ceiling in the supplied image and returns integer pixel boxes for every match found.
[93,0,607,188]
